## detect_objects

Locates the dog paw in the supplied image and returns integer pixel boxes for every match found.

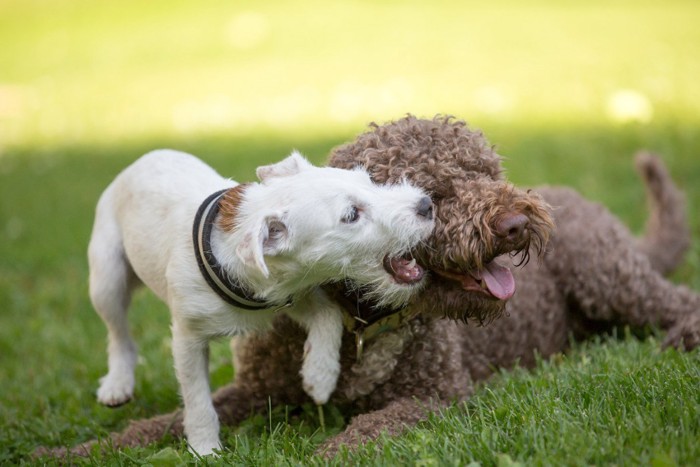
[301,349,340,404]
[663,312,700,351]
[96,373,134,407]
[187,438,222,457]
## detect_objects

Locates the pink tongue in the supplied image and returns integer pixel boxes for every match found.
[390,257,424,284]
[480,261,515,300]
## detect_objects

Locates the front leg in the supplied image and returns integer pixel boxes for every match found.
[171,322,221,456]
[316,397,446,458]
[287,289,343,405]
[35,382,276,459]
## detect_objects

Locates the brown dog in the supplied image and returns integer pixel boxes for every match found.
[39,116,699,459]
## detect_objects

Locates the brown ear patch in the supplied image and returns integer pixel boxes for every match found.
[218,184,250,232]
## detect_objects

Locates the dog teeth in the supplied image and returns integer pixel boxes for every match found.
[407,258,416,269]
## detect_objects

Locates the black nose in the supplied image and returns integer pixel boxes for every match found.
[416,196,433,220]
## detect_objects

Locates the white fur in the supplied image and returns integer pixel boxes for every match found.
[87,149,433,455]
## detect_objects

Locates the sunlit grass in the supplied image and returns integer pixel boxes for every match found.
[1,0,699,147]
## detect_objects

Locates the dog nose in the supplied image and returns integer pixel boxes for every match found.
[495,212,530,243]
[416,196,433,220]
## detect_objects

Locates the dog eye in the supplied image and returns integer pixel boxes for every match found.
[342,206,360,224]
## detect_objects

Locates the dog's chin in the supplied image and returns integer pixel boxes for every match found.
[417,258,515,324]
[364,278,427,310]
[414,277,508,325]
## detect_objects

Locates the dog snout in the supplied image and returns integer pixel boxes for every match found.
[494,212,530,247]
[416,196,434,220]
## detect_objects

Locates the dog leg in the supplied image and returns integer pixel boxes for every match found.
[544,188,700,349]
[287,289,343,405]
[32,409,186,459]
[33,375,298,460]
[171,323,221,456]
[89,201,139,407]
[315,397,446,458]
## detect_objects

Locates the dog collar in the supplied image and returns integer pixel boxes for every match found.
[193,189,289,311]
[331,287,414,361]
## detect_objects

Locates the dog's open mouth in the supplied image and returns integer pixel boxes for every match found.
[383,253,425,285]
[434,260,515,300]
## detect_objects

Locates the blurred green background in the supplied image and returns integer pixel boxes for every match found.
[2,0,699,145]
[1,0,699,463]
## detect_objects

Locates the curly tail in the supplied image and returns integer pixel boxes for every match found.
[634,152,690,275]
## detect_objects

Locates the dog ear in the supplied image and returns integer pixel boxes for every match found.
[235,216,288,278]
[256,150,312,182]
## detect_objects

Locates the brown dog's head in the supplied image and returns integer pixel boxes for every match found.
[329,115,554,324]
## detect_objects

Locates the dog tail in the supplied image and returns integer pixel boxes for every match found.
[634,151,691,276]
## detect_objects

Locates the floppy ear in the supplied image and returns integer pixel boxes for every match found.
[256,150,313,182]
[235,216,289,278]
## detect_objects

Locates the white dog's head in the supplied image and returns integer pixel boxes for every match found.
[216,151,434,309]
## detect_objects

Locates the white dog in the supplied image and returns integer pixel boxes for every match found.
[87,149,434,455]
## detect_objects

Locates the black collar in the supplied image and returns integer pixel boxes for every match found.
[192,189,286,310]
[326,284,413,357]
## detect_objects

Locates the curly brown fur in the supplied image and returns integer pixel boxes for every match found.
[36,116,699,460]
[332,116,554,324]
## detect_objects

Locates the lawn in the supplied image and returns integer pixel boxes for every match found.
[1,0,699,465]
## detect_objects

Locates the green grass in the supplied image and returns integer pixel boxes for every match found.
[1,0,700,465]
[338,335,700,466]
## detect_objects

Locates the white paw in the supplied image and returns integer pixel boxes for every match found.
[187,438,222,457]
[301,350,340,405]
[96,372,134,407]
